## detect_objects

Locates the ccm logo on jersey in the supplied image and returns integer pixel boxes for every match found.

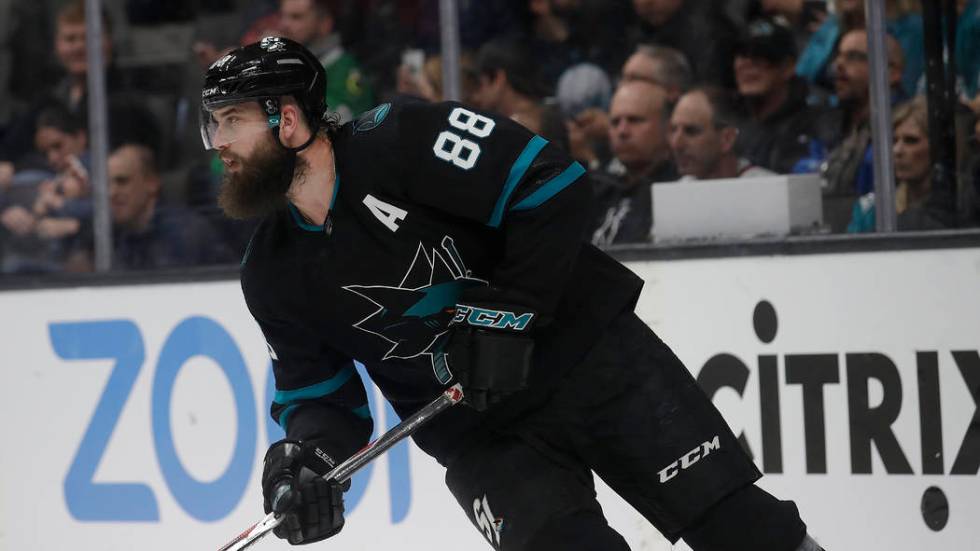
[453,305,534,331]
[658,435,721,483]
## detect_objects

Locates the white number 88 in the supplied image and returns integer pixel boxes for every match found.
[448,107,495,138]
[433,131,480,170]
[432,108,496,170]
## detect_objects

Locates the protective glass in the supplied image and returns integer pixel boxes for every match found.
[199,106,278,150]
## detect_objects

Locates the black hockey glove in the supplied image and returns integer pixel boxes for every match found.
[262,439,346,545]
[446,290,537,411]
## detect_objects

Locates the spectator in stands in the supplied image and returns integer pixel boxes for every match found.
[50,0,113,113]
[33,106,90,178]
[629,0,741,88]
[71,144,233,271]
[520,0,586,90]
[797,0,923,98]
[822,29,906,232]
[621,44,692,104]
[735,0,830,49]
[849,97,978,231]
[396,52,479,104]
[557,63,613,119]
[278,0,374,122]
[471,39,568,149]
[0,1,106,171]
[589,80,676,246]
[558,63,613,169]
[0,106,91,274]
[566,44,692,171]
[0,0,160,171]
[734,17,836,173]
[2,0,59,123]
[956,0,980,113]
[669,87,776,180]
[516,0,630,90]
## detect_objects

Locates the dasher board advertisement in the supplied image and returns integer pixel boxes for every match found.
[0,246,977,550]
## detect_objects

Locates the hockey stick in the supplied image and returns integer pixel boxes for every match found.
[217,384,465,551]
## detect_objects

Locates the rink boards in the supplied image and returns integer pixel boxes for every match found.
[0,245,978,550]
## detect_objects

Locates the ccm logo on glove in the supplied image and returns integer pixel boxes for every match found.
[452,305,535,331]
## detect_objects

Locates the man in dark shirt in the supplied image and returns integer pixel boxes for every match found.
[201,37,823,551]
[590,80,677,246]
[72,143,233,270]
[733,17,837,174]
[822,28,907,232]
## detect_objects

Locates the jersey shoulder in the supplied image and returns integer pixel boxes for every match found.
[340,98,419,145]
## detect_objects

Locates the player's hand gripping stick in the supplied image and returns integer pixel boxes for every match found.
[216,384,465,551]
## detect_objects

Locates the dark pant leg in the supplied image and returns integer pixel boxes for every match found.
[444,433,629,551]
[525,510,631,551]
[526,311,764,542]
[681,484,807,551]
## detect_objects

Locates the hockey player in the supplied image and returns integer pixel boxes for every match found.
[201,37,824,551]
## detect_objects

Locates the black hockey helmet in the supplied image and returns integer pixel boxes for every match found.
[200,36,326,150]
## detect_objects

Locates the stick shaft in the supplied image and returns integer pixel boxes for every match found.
[327,384,463,483]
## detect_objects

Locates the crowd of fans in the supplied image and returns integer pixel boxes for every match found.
[1,0,979,276]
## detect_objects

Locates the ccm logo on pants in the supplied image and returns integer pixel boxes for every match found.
[658,436,721,483]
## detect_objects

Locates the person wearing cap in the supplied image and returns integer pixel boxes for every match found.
[733,16,837,174]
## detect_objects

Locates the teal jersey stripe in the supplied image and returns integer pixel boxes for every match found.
[511,162,586,212]
[288,174,340,232]
[240,232,256,266]
[488,135,549,228]
[329,174,341,209]
[278,404,300,433]
[274,364,356,404]
[288,203,325,232]
[351,404,372,419]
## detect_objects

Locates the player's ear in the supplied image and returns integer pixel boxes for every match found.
[279,102,304,144]
[279,103,296,136]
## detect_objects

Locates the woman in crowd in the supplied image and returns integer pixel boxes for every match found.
[849,97,978,231]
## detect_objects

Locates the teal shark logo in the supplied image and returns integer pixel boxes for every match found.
[344,236,485,383]
[353,103,391,133]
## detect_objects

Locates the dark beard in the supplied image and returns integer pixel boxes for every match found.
[217,135,302,220]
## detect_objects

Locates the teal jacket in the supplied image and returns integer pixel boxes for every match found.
[796,13,924,98]
[956,0,980,97]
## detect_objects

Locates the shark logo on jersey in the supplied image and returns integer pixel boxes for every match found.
[343,236,486,383]
[353,103,391,133]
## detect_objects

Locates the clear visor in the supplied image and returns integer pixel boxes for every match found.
[199,105,278,150]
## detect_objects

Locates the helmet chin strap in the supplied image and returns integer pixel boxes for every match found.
[261,97,319,153]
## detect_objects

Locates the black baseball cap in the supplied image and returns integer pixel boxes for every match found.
[734,17,798,62]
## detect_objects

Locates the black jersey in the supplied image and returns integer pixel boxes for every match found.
[241,99,643,465]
